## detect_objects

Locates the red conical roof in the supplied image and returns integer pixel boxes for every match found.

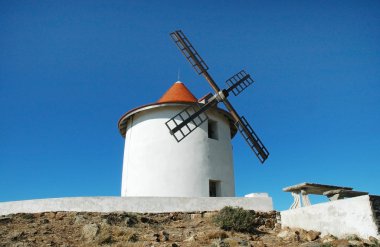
[157,81,197,103]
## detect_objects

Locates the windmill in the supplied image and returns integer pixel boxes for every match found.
[165,30,269,164]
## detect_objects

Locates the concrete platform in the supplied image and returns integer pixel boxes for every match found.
[0,196,273,216]
[280,195,380,239]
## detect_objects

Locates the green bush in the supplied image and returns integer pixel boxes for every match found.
[213,206,259,233]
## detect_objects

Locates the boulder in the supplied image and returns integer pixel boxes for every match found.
[277,229,299,241]
[304,230,320,241]
[81,223,99,241]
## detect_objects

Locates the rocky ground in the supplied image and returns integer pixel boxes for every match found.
[0,211,378,247]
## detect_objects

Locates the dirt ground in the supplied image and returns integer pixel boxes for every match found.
[0,211,378,246]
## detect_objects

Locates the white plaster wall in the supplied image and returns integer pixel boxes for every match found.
[121,105,235,197]
[0,196,273,215]
[281,195,379,239]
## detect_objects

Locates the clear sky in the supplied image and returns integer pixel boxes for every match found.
[1,1,379,210]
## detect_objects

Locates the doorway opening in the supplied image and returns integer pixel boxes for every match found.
[209,180,221,197]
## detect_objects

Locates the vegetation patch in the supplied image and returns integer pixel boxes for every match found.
[213,206,260,233]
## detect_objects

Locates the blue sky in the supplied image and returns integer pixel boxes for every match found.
[0,1,379,210]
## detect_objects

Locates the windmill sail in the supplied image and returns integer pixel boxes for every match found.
[170,31,209,75]
[165,104,208,142]
[236,116,269,163]
[165,97,220,142]
[226,70,254,96]
[169,30,269,163]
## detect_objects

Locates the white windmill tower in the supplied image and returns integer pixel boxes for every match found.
[118,30,269,198]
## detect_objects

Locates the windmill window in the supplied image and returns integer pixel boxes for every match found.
[209,180,221,197]
[208,120,218,140]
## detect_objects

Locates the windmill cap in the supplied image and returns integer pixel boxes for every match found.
[118,81,237,138]
[157,81,197,103]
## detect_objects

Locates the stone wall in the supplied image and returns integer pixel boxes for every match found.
[280,195,379,239]
[0,196,273,216]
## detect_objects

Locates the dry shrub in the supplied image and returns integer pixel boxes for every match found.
[213,206,259,233]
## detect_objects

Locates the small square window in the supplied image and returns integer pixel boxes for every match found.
[208,120,218,140]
